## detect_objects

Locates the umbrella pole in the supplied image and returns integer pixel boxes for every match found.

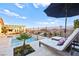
[65,4,67,38]
[65,14,67,38]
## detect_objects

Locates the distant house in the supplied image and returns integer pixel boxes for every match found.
[0,18,26,34]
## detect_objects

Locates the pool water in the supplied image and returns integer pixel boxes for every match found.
[11,37,37,47]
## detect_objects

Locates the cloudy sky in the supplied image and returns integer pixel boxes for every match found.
[0,3,79,28]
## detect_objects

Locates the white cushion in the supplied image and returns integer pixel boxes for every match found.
[40,38,64,51]
[51,36,64,41]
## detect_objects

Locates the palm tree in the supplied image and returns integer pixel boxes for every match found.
[16,33,31,55]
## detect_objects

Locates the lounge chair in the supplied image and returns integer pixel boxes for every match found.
[39,28,79,55]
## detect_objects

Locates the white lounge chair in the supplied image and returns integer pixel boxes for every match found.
[39,28,79,55]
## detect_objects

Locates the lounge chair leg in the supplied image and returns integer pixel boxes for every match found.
[71,50,74,56]
[70,46,74,56]
[39,42,41,47]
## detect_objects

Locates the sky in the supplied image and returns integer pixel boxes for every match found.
[0,3,79,28]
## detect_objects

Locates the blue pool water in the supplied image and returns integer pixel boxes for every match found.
[11,37,37,47]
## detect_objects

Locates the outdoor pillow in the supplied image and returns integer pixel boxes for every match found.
[57,38,66,46]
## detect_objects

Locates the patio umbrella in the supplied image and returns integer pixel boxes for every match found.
[44,3,79,38]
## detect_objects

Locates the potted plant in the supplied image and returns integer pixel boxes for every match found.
[16,33,31,56]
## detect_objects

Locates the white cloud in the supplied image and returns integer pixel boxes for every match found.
[50,22,55,24]
[47,18,53,21]
[36,18,63,26]
[36,21,54,27]
[36,18,57,27]
[40,3,50,7]
[37,21,55,25]
[33,3,39,8]
[18,16,27,19]
[14,3,50,9]
[4,9,19,17]
[14,3,25,9]
[33,3,50,8]
[0,9,27,19]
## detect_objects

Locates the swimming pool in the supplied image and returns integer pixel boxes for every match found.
[11,37,37,47]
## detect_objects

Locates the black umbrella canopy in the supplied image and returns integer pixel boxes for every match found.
[44,3,79,18]
[44,3,79,38]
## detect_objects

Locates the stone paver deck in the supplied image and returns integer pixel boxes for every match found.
[27,41,61,56]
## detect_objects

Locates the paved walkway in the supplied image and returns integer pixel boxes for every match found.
[27,41,61,56]
[1,35,78,56]
[0,36,13,56]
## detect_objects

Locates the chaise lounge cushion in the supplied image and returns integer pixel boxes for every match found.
[39,28,79,51]
[39,38,64,51]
